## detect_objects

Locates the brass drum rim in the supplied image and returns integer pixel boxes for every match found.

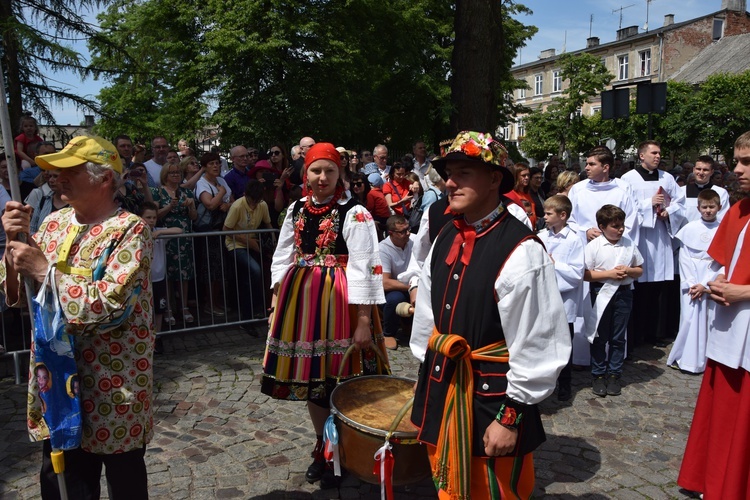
[330,375,419,439]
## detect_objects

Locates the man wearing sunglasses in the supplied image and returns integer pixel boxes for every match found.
[379,215,413,350]
[373,144,390,181]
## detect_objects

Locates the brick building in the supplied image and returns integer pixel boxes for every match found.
[506,0,750,147]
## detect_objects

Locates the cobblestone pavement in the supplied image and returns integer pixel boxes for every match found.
[0,328,702,499]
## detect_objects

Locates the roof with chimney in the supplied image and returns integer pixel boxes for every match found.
[670,33,750,83]
[511,7,744,71]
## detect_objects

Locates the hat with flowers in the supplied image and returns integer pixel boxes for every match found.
[431,131,512,193]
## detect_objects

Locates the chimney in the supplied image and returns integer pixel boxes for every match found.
[722,0,747,12]
[664,14,675,26]
[617,25,640,40]
[587,36,600,48]
[539,48,556,59]
[84,115,95,128]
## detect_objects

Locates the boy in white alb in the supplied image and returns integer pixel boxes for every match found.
[667,190,721,373]
[538,195,585,401]
[584,205,643,397]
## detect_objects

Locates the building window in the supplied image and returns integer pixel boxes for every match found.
[518,87,526,99]
[713,18,724,40]
[534,75,543,96]
[553,70,562,92]
[517,118,525,138]
[639,50,651,77]
[504,125,511,140]
[618,54,629,80]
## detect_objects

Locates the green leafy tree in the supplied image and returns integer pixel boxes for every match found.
[89,0,208,143]
[694,71,750,162]
[520,52,612,160]
[90,0,538,152]
[0,0,111,129]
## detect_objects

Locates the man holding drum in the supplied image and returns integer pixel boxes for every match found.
[409,131,571,499]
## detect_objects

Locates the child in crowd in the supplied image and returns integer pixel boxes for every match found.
[583,205,643,397]
[667,190,722,373]
[14,115,43,167]
[141,202,183,351]
[538,195,585,401]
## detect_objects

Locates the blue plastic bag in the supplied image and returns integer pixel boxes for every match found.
[32,264,82,450]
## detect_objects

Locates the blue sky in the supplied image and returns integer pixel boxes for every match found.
[48,0,720,124]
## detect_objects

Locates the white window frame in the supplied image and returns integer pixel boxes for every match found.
[534,74,543,96]
[517,118,525,138]
[504,125,511,140]
[618,54,629,81]
[639,49,651,77]
[552,70,562,93]
[518,87,526,99]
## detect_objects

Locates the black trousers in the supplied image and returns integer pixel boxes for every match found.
[557,322,575,386]
[632,280,674,344]
[41,439,148,500]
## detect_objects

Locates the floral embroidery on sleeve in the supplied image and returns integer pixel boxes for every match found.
[371,264,383,275]
[353,211,373,223]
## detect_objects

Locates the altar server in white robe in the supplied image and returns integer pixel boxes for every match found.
[621,140,685,347]
[667,189,721,373]
[679,155,729,224]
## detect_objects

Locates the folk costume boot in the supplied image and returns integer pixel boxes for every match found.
[305,436,326,483]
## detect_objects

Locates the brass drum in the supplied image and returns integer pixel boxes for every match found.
[330,375,431,486]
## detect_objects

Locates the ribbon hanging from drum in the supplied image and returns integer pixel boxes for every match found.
[323,415,341,476]
[373,440,395,500]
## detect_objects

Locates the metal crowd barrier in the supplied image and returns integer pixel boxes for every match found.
[0,227,280,384]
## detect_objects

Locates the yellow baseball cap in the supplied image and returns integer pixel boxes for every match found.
[36,136,123,174]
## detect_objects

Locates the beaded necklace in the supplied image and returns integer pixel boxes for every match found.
[304,185,344,216]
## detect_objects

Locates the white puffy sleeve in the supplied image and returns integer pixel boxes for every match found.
[342,204,385,305]
[269,201,299,288]
[496,239,572,404]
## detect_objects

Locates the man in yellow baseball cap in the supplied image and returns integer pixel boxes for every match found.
[0,134,154,498]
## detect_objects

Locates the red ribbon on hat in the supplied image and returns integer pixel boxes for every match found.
[445,218,476,267]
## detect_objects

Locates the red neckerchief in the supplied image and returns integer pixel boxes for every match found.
[445,218,476,266]
[445,204,506,266]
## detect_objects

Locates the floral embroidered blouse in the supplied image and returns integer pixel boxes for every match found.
[271,193,385,305]
[0,208,154,454]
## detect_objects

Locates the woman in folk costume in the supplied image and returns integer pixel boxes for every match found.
[678,131,750,499]
[261,142,387,488]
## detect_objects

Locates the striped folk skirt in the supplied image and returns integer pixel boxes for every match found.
[261,260,386,402]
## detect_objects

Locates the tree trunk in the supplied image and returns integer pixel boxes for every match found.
[450,0,504,135]
[0,0,23,135]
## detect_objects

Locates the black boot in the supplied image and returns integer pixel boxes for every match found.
[319,463,340,490]
[305,437,325,483]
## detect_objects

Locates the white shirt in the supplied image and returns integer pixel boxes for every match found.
[144,159,164,187]
[379,236,413,281]
[538,225,585,322]
[399,201,532,289]
[271,195,385,305]
[680,184,730,223]
[151,228,167,282]
[195,176,232,204]
[584,234,644,286]
[567,178,640,246]
[410,237,571,405]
